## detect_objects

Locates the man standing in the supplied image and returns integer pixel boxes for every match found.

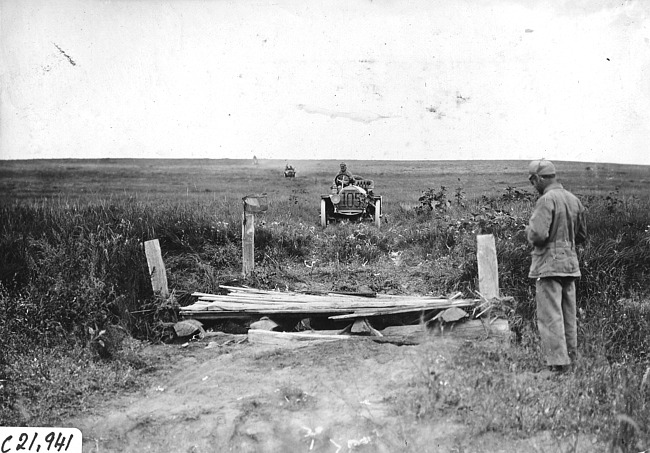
[526,159,587,373]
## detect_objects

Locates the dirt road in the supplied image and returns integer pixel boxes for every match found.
[68,335,602,453]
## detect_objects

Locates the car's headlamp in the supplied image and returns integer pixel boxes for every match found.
[330,194,341,204]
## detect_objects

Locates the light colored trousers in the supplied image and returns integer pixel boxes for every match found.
[536,277,578,366]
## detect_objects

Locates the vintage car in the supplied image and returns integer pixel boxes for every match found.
[284,165,296,178]
[320,174,382,228]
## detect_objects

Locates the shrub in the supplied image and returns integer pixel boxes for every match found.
[416,186,451,214]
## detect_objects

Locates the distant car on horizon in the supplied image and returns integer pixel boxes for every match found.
[284,165,296,178]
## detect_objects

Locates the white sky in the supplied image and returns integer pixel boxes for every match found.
[1,0,649,164]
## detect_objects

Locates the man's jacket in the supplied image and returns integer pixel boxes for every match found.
[526,182,587,278]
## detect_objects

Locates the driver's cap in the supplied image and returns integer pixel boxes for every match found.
[340,162,346,167]
[528,159,556,176]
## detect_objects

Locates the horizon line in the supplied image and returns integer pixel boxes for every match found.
[2,157,648,166]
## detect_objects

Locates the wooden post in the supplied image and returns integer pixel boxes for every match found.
[144,239,169,299]
[242,211,255,276]
[241,194,268,277]
[477,234,499,299]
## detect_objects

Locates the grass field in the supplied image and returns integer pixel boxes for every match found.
[2,158,649,205]
[1,158,649,450]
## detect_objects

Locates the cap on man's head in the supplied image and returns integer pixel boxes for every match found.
[528,159,556,176]
[340,162,346,167]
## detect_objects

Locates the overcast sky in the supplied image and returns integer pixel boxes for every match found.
[1,0,649,164]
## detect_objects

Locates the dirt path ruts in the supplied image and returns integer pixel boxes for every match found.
[69,337,603,453]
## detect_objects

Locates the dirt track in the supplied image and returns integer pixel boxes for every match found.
[69,335,603,453]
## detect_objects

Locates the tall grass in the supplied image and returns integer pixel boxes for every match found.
[2,187,647,347]
[1,180,649,446]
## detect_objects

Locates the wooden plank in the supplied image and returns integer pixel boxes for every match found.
[187,296,470,308]
[247,329,351,346]
[195,297,296,306]
[182,307,356,315]
[218,286,376,298]
[477,234,499,299]
[185,297,475,307]
[328,300,475,319]
[213,293,371,302]
[224,289,367,299]
[181,289,482,322]
[196,291,464,304]
[144,239,169,299]
[328,291,376,298]
[180,301,479,317]
[242,212,255,276]
[213,287,465,301]
[182,298,478,313]
[189,293,478,308]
